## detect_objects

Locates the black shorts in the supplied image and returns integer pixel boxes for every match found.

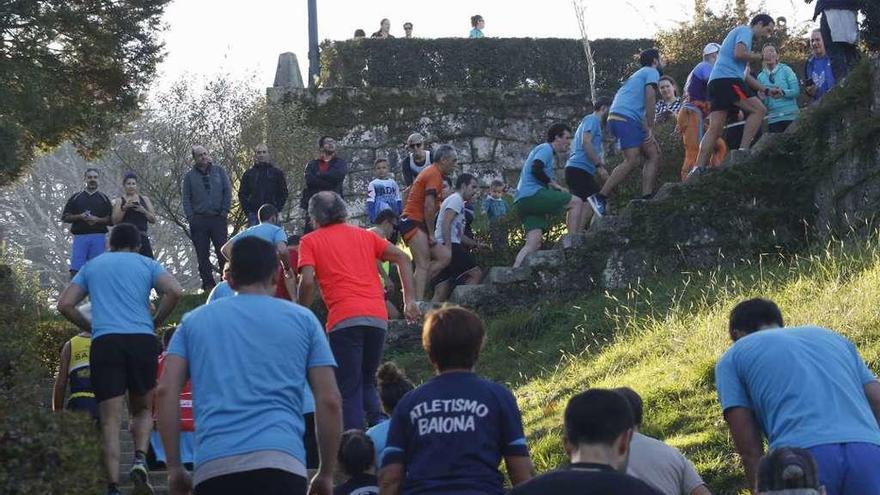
[195,469,307,495]
[399,217,427,243]
[90,334,160,402]
[564,167,600,201]
[433,244,478,286]
[303,412,318,469]
[708,78,755,113]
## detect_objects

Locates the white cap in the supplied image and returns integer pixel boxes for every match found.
[703,43,721,55]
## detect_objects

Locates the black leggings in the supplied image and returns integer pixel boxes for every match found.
[195,469,307,495]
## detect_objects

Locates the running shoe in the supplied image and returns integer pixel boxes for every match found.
[129,457,154,495]
[586,194,606,218]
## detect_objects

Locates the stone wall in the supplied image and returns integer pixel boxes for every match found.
[267,86,590,222]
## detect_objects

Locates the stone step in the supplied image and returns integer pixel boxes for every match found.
[486,266,531,285]
[523,249,565,270]
[449,284,498,307]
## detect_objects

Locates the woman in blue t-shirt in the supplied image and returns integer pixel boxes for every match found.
[367,362,414,467]
[379,307,533,494]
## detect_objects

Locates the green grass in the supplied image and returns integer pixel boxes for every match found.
[384,236,880,494]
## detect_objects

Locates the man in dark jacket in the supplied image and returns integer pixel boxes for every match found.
[238,144,288,227]
[809,0,861,81]
[181,145,232,291]
[300,136,348,233]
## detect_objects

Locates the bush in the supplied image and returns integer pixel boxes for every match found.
[319,37,654,91]
[0,262,103,493]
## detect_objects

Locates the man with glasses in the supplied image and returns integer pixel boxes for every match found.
[403,22,413,38]
[299,136,348,234]
[62,168,113,277]
[182,145,232,291]
[401,133,431,187]
[238,143,288,227]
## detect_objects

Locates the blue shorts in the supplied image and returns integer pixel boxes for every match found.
[70,233,107,271]
[809,442,880,495]
[608,115,646,150]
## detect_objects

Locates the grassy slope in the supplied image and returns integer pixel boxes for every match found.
[384,238,880,494]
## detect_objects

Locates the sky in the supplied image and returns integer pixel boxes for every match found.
[154,0,816,90]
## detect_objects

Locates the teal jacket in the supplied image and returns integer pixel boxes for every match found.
[757,63,800,124]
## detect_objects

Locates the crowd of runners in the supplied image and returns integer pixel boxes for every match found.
[48,8,880,495]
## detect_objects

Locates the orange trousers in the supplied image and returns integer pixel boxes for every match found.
[677,105,727,180]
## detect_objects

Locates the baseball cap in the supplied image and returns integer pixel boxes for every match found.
[703,43,721,55]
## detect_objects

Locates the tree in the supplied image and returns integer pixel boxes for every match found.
[0,0,170,186]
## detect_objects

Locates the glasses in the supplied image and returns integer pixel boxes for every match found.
[409,142,423,148]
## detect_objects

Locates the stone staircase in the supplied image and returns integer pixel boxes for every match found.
[118,418,170,495]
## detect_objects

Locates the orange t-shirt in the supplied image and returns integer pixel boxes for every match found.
[298,223,390,331]
[402,164,445,222]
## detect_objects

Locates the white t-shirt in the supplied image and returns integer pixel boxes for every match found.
[626,432,705,495]
[434,192,465,245]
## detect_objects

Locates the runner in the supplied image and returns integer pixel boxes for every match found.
[431,173,483,302]
[586,49,663,218]
[57,223,183,495]
[512,123,583,268]
[368,210,402,320]
[679,43,728,180]
[399,144,456,302]
[157,236,342,495]
[689,14,780,174]
[566,97,611,231]
[220,203,287,263]
[52,304,98,421]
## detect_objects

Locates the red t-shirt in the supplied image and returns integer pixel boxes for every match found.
[274,246,299,300]
[298,223,390,331]
[318,159,330,173]
[155,352,194,432]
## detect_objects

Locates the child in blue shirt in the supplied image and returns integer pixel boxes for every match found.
[379,307,533,494]
[366,158,402,223]
[367,362,415,467]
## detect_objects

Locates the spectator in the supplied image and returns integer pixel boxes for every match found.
[716,297,880,494]
[614,387,712,495]
[367,362,414,467]
[403,22,413,38]
[431,173,484,302]
[206,264,235,303]
[399,144,456,302]
[368,211,402,320]
[512,123,584,267]
[157,236,342,495]
[354,29,366,38]
[366,158,403,223]
[379,307,533,494]
[335,430,379,495]
[371,18,394,39]
[150,326,195,470]
[566,97,611,231]
[655,76,683,123]
[810,0,860,81]
[805,29,836,102]
[220,203,288,264]
[238,143,288,227]
[510,389,662,494]
[401,133,431,187]
[689,15,779,174]
[483,179,510,250]
[470,15,485,38]
[181,145,232,292]
[61,168,112,277]
[274,234,301,302]
[300,136,348,234]
[586,49,664,218]
[57,223,183,495]
[679,43,728,180]
[52,309,97,420]
[758,447,825,495]
[111,172,157,258]
[298,192,419,429]
[757,45,800,133]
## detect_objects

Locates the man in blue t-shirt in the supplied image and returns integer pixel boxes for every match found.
[379,307,533,494]
[157,236,343,495]
[690,14,780,174]
[805,29,836,103]
[221,203,288,268]
[512,123,584,268]
[716,298,880,495]
[586,50,662,218]
[57,223,183,495]
[565,97,610,230]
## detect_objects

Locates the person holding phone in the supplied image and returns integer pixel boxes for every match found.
[112,172,157,258]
